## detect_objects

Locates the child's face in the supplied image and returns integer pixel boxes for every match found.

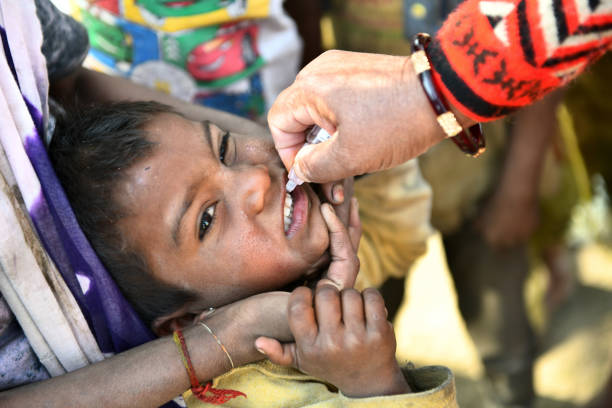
[115,113,330,307]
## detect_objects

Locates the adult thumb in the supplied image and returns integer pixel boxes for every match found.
[292,137,352,184]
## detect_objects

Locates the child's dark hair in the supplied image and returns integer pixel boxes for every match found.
[49,101,197,327]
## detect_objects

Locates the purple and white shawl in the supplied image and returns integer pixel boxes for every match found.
[0,0,154,358]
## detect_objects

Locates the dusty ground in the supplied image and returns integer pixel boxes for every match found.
[534,244,612,408]
[393,234,612,408]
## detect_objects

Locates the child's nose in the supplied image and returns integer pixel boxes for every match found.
[235,164,271,216]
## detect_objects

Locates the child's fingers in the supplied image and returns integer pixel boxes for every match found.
[363,288,390,332]
[288,286,318,343]
[347,197,361,252]
[255,337,297,367]
[314,284,342,333]
[319,203,360,290]
[320,181,345,205]
[341,288,366,332]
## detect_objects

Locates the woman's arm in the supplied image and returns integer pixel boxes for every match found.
[266,0,610,183]
[51,67,264,136]
[477,90,564,248]
[431,0,611,123]
[0,292,291,408]
[1,326,207,407]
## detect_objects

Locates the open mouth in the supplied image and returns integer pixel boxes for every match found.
[283,189,294,234]
[283,185,307,237]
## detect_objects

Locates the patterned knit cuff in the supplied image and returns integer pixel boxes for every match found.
[430,0,611,122]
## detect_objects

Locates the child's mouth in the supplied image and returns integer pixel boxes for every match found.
[283,190,294,234]
[283,186,307,237]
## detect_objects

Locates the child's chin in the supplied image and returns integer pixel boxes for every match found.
[280,251,330,292]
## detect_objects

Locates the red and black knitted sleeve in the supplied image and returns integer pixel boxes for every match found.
[430,0,612,122]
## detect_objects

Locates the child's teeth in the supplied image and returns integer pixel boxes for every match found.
[284,192,294,232]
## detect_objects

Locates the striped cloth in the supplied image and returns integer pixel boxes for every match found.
[431,0,612,121]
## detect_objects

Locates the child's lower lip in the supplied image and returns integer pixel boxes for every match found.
[285,186,307,238]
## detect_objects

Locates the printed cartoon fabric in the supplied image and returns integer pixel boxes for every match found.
[431,0,612,122]
[70,0,301,120]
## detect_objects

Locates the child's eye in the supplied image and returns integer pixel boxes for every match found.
[219,131,230,164]
[198,204,216,240]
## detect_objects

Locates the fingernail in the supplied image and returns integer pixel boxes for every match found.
[293,145,315,181]
[256,347,266,355]
[317,279,342,291]
[292,161,304,182]
[332,184,344,203]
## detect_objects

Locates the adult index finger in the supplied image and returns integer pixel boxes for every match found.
[268,87,315,170]
[270,128,306,172]
[268,86,337,173]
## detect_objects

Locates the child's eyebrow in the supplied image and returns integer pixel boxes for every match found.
[170,121,214,246]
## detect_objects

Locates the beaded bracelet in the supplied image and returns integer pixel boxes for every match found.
[173,329,246,405]
[410,33,486,157]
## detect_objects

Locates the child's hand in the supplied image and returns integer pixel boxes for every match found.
[254,202,406,398]
[318,199,361,290]
[256,286,410,397]
[316,177,355,229]
[301,197,361,290]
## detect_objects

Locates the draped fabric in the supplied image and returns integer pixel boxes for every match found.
[0,0,154,361]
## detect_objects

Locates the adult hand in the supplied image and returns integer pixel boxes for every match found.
[268,50,448,183]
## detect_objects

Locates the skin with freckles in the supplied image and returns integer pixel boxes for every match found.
[115,112,332,309]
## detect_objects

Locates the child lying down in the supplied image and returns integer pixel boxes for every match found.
[49,101,456,407]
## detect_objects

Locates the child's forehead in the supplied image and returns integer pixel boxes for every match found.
[145,112,201,134]
[144,114,210,147]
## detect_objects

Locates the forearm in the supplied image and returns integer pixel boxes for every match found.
[498,91,563,199]
[0,325,229,407]
[51,67,263,135]
[432,0,611,123]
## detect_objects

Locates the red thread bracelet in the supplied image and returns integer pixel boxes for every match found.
[173,329,246,405]
[411,33,486,157]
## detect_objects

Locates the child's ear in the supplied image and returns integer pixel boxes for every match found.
[151,307,199,337]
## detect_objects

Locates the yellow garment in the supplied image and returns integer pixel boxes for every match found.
[184,360,457,407]
[355,159,433,289]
